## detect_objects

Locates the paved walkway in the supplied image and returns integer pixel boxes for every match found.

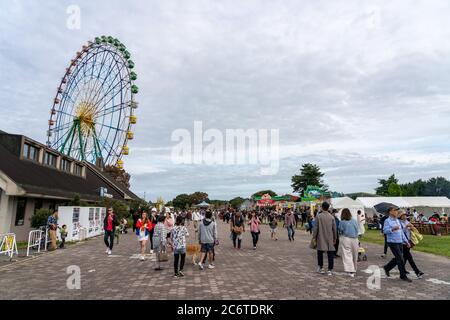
[1,220,449,300]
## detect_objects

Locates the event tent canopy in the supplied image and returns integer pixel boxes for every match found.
[195,201,210,207]
[356,196,450,217]
[331,196,362,209]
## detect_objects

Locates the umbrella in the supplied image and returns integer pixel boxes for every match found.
[374,202,399,215]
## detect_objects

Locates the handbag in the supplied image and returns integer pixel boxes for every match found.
[309,237,317,249]
[159,250,169,262]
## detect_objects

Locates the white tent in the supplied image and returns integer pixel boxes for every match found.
[330,197,364,220]
[356,196,450,217]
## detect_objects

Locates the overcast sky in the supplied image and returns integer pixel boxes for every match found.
[2,0,450,201]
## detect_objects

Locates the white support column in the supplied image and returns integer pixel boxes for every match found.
[0,189,14,235]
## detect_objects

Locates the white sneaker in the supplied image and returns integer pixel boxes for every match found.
[150,250,154,254]
[208,264,215,269]
[140,255,145,261]
[105,248,109,254]
[348,272,355,278]
[107,250,112,255]
[317,267,325,274]
[327,270,333,276]
[199,263,204,270]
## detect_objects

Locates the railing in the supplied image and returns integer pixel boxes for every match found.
[0,233,18,260]
[26,230,43,257]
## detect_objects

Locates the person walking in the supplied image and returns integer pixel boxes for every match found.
[136,212,152,261]
[332,209,340,258]
[382,206,412,282]
[164,211,175,250]
[230,211,245,249]
[399,211,424,279]
[284,210,296,242]
[131,210,139,233]
[171,215,189,277]
[193,210,201,235]
[47,211,58,251]
[338,208,359,277]
[148,208,158,254]
[268,212,278,240]
[152,215,168,271]
[312,202,337,275]
[248,211,261,250]
[380,213,389,258]
[301,210,307,228]
[103,208,118,255]
[198,211,218,270]
[58,224,68,249]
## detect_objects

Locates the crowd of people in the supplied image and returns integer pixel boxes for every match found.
[44,201,430,283]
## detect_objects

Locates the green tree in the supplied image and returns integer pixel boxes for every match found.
[387,182,402,196]
[423,177,450,196]
[229,197,245,209]
[129,198,151,213]
[375,174,398,196]
[291,163,325,196]
[251,190,277,199]
[100,199,129,220]
[401,180,426,196]
[172,194,192,210]
[30,208,53,228]
[69,194,89,206]
[189,192,209,205]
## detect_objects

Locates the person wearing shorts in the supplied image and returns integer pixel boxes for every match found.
[198,211,217,270]
[269,214,278,240]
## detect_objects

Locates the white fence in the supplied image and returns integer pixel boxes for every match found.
[26,230,43,257]
[0,233,18,260]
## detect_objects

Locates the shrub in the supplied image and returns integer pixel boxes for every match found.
[30,208,53,229]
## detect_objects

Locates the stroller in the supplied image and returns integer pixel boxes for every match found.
[357,241,367,262]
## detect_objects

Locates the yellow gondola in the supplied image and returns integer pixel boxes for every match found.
[127,131,134,139]
[122,146,129,155]
[130,115,137,124]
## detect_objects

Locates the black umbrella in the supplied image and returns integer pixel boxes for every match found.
[374,202,399,215]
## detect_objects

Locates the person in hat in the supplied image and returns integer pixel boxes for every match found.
[382,206,412,282]
[399,211,424,279]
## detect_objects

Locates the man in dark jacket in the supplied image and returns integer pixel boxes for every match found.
[103,207,119,255]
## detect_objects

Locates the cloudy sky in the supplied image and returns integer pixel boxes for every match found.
[2,0,450,201]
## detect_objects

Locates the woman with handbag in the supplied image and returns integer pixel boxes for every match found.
[399,212,424,279]
[152,215,168,271]
[248,211,261,250]
[230,211,245,249]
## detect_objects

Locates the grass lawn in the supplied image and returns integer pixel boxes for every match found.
[361,229,450,258]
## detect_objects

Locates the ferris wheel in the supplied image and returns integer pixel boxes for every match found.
[47,36,138,169]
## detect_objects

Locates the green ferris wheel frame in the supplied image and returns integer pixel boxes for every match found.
[47,36,139,168]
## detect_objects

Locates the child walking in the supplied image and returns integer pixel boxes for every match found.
[269,214,278,240]
[152,215,167,271]
[59,225,68,249]
[171,216,189,277]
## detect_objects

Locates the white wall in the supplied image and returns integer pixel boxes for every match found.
[0,188,14,235]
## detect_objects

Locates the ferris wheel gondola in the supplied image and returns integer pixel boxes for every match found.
[46,36,139,170]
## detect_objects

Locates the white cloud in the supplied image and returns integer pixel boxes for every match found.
[1,0,450,201]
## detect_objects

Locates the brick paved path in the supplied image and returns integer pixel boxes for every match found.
[1,220,449,299]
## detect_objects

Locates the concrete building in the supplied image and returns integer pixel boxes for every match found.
[0,130,139,240]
